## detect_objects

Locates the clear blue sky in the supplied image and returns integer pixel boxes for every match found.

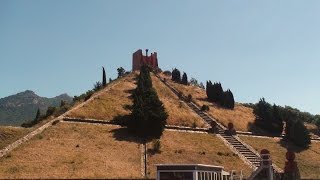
[1,0,319,114]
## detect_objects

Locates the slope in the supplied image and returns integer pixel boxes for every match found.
[0,123,142,179]
[159,73,255,132]
[147,130,253,178]
[151,75,207,128]
[240,135,320,179]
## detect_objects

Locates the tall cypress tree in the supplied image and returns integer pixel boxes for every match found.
[102,67,107,87]
[34,108,41,122]
[181,72,188,85]
[171,68,181,83]
[293,120,311,147]
[129,65,168,139]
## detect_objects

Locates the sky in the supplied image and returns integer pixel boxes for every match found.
[0,0,319,114]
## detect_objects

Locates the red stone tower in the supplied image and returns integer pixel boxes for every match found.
[132,49,159,71]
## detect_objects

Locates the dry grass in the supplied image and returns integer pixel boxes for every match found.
[152,75,207,128]
[240,136,320,179]
[160,73,255,131]
[0,126,32,149]
[67,73,136,120]
[0,123,142,179]
[305,123,320,139]
[147,130,253,178]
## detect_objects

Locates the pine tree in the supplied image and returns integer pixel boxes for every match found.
[129,65,168,139]
[206,81,213,101]
[171,68,181,83]
[117,67,125,78]
[102,67,107,87]
[272,105,284,134]
[222,89,235,109]
[292,120,311,147]
[181,72,188,85]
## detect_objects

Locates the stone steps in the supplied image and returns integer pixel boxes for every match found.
[155,76,263,169]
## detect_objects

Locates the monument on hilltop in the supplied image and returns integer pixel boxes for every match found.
[132,49,159,71]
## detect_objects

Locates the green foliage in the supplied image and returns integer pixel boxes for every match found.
[206,81,234,109]
[45,106,56,117]
[292,120,311,147]
[128,65,168,139]
[171,68,181,83]
[102,67,107,87]
[186,94,192,103]
[21,108,42,128]
[181,72,188,85]
[201,105,210,112]
[253,98,284,135]
[315,115,320,128]
[253,98,310,147]
[0,90,72,126]
[222,89,235,109]
[93,81,102,92]
[35,108,41,121]
[163,70,172,77]
[117,67,125,78]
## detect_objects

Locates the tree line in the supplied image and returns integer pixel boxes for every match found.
[171,68,235,109]
[206,81,235,109]
[253,98,311,147]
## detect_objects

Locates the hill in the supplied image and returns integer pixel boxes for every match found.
[240,135,320,179]
[159,73,255,132]
[1,70,320,179]
[67,73,207,128]
[0,90,72,126]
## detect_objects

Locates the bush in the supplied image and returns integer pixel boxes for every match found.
[201,105,210,111]
[186,94,192,103]
[163,71,172,77]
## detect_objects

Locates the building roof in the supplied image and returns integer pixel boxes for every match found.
[156,164,224,172]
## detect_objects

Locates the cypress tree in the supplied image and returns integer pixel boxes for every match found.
[222,89,235,109]
[129,65,168,139]
[102,67,107,87]
[35,108,41,121]
[292,120,311,147]
[181,72,188,85]
[171,68,181,83]
[272,105,284,134]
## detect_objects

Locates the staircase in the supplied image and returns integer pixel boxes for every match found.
[155,75,265,170]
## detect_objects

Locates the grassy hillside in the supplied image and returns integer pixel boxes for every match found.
[68,72,207,128]
[151,75,207,128]
[67,73,136,120]
[240,136,320,179]
[0,123,142,179]
[160,73,255,132]
[0,126,32,149]
[147,130,253,178]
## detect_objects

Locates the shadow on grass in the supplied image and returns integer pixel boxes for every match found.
[110,114,131,126]
[110,127,143,144]
[277,138,309,153]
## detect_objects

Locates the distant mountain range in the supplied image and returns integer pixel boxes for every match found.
[0,90,72,126]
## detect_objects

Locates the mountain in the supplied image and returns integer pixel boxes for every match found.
[0,90,72,126]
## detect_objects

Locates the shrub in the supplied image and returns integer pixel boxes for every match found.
[186,94,192,103]
[201,105,210,111]
[163,71,172,77]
